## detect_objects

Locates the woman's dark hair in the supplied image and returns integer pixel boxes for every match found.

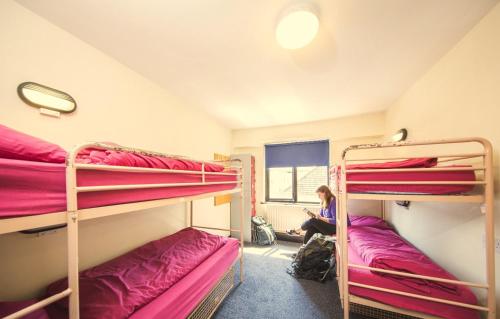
[316,185,334,208]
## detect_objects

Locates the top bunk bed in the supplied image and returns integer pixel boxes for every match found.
[0,124,243,234]
[330,137,492,204]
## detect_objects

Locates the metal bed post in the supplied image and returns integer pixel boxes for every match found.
[66,148,80,319]
[481,138,496,319]
[340,158,349,318]
[186,201,193,227]
[381,201,385,220]
[239,160,244,283]
[334,186,342,301]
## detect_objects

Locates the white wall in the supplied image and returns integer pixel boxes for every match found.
[384,2,500,313]
[232,113,385,216]
[0,0,232,300]
[233,112,385,150]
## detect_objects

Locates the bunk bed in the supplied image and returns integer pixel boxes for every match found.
[0,124,244,319]
[332,138,495,319]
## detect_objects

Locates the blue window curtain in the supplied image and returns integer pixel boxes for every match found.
[265,140,329,168]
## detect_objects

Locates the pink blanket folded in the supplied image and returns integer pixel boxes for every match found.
[76,148,225,172]
[46,228,227,319]
[349,226,459,295]
[347,157,438,170]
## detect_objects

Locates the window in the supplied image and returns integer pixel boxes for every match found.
[268,167,294,200]
[265,140,329,203]
[297,166,328,202]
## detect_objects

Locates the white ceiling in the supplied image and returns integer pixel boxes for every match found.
[17,0,498,129]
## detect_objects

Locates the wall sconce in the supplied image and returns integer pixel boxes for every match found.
[17,82,76,117]
[391,128,408,142]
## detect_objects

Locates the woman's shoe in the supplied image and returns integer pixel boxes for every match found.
[286,229,299,235]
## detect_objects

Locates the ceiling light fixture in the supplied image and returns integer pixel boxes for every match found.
[276,4,319,50]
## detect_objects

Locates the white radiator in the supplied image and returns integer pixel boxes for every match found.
[263,204,319,232]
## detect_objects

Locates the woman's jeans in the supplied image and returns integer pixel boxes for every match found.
[301,218,336,244]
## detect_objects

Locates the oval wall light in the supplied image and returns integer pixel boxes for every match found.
[276,4,319,50]
[392,128,408,142]
[18,82,77,114]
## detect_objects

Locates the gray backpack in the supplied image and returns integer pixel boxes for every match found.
[251,216,277,245]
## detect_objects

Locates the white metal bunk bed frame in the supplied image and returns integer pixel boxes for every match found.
[0,142,245,319]
[334,137,495,319]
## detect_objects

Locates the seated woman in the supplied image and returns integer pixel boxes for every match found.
[287,185,351,243]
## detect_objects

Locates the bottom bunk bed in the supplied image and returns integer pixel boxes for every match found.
[0,228,240,319]
[343,216,480,319]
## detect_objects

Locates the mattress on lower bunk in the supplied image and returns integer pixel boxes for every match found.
[347,225,480,319]
[42,228,239,319]
[332,157,476,195]
[0,157,237,218]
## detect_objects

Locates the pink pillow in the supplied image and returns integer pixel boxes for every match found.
[349,215,393,230]
[0,124,67,163]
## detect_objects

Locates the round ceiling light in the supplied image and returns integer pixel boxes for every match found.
[276,6,319,50]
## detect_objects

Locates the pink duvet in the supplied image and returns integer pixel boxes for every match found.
[76,147,225,172]
[45,228,227,319]
[330,157,476,195]
[348,225,480,319]
[349,226,458,294]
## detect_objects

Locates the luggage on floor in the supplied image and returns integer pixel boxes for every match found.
[251,216,277,245]
[287,233,335,282]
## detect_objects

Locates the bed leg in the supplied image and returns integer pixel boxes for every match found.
[186,201,193,228]
[67,212,79,319]
[239,166,244,283]
[340,160,349,318]
[483,141,496,319]
[343,301,349,319]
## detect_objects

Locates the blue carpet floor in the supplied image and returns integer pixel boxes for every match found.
[214,241,370,319]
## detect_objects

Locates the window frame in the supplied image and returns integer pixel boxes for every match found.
[265,165,329,204]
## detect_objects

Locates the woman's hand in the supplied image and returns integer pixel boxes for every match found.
[317,215,328,222]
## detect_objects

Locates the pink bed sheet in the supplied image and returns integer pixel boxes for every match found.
[331,158,476,195]
[0,157,237,218]
[347,227,479,319]
[45,228,236,319]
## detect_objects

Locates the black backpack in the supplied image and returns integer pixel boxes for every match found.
[287,233,335,282]
[251,216,277,246]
